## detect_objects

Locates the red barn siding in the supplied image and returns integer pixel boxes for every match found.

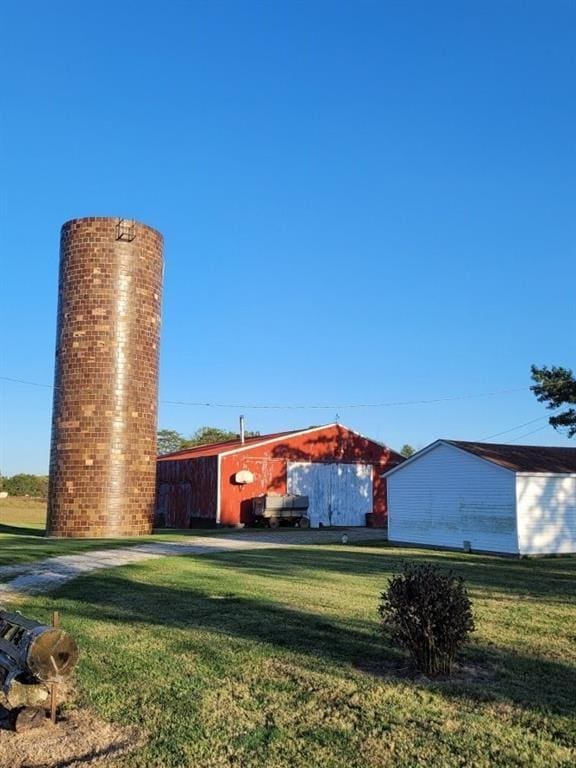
[220,456,287,526]
[220,424,398,526]
[156,455,217,526]
[156,424,402,528]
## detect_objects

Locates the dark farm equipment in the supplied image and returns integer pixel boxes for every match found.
[0,610,78,731]
[253,494,310,528]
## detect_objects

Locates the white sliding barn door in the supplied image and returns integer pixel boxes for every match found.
[287,462,373,527]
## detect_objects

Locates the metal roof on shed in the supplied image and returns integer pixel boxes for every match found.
[445,440,576,473]
[382,439,576,477]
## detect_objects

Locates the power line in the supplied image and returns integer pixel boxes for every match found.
[0,374,529,410]
[508,425,550,442]
[480,415,549,441]
[162,388,529,410]
[0,376,54,389]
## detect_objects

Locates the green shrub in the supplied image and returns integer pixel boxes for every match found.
[379,562,475,676]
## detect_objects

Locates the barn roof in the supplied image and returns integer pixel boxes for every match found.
[445,440,576,474]
[158,423,395,462]
[157,429,303,461]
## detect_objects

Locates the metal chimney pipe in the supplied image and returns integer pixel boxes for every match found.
[240,415,245,444]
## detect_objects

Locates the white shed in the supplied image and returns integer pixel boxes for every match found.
[383,440,576,556]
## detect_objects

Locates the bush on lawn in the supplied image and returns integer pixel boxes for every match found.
[379,562,475,676]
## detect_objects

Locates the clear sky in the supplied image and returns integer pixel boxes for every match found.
[1,1,575,475]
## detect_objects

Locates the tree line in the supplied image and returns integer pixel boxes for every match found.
[0,474,49,498]
[157,426,262,455]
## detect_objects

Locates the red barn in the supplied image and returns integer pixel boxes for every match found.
[156,423,403,528]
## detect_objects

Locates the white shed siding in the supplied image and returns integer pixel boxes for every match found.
[516,475,576,555]
[388,443,518,554]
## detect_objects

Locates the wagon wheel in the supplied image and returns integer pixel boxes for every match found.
[268,517,280,529]
[298,516,310,529]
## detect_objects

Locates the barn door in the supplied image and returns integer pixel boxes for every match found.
[287,462,373,527]
[288,463,332,527]
[331,463,373,526]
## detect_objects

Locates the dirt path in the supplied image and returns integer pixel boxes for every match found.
[0,528,386,599]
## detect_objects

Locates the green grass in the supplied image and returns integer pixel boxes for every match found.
[16,544,576,767]
[0,526,221,569]
[0,496,257,567]
[0,496,47,529]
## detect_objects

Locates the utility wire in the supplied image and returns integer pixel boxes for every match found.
[0,376,54,389]
[162,388,528,410]
[507,425,550,442]
[480,415,549,441]
[0,375,529,411]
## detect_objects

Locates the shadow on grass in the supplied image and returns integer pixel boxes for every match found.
[55,561,576,719]
[185,547,576,604]
[0,523,45,536]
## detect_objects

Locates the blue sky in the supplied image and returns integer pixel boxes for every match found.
[1,1,574,475]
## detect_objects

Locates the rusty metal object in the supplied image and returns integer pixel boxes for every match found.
[0,609,78,730]
[50,611,60,724]
[0,610,78,688]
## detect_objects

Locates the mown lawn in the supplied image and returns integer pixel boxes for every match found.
[17,543,576,767]
[0,497,258,568]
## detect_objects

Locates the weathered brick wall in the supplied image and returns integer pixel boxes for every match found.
[47,217,163,537]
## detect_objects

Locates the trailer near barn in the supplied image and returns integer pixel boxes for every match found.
[156,424,403,528]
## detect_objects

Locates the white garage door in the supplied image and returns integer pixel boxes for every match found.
[287,462,373,527]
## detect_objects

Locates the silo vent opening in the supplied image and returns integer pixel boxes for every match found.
[116,218,136,241]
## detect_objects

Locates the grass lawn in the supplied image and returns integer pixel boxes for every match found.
[0,496,47,530]
[15,543,576,767]
[0,495,162,566]
[0,497,268,568]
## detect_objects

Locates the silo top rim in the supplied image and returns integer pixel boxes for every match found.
[61,216,163,241]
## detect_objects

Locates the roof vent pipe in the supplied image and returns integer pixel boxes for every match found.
[240,415,245,444]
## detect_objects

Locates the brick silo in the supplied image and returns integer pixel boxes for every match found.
[47,217,164,537]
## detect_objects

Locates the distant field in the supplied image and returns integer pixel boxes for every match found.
[0,496,47,529]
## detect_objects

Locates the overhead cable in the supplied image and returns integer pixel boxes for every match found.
[507,425,550,442]
[0,375,529,411]
[480,415,549,441]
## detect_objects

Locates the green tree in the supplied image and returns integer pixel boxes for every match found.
[531,365,576,438]
[188,426,261,446]
[187,426,238,446]
[400,444,416,458]
[158,426,261,454]
[157,429,190,455]
[3,474,49,498]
